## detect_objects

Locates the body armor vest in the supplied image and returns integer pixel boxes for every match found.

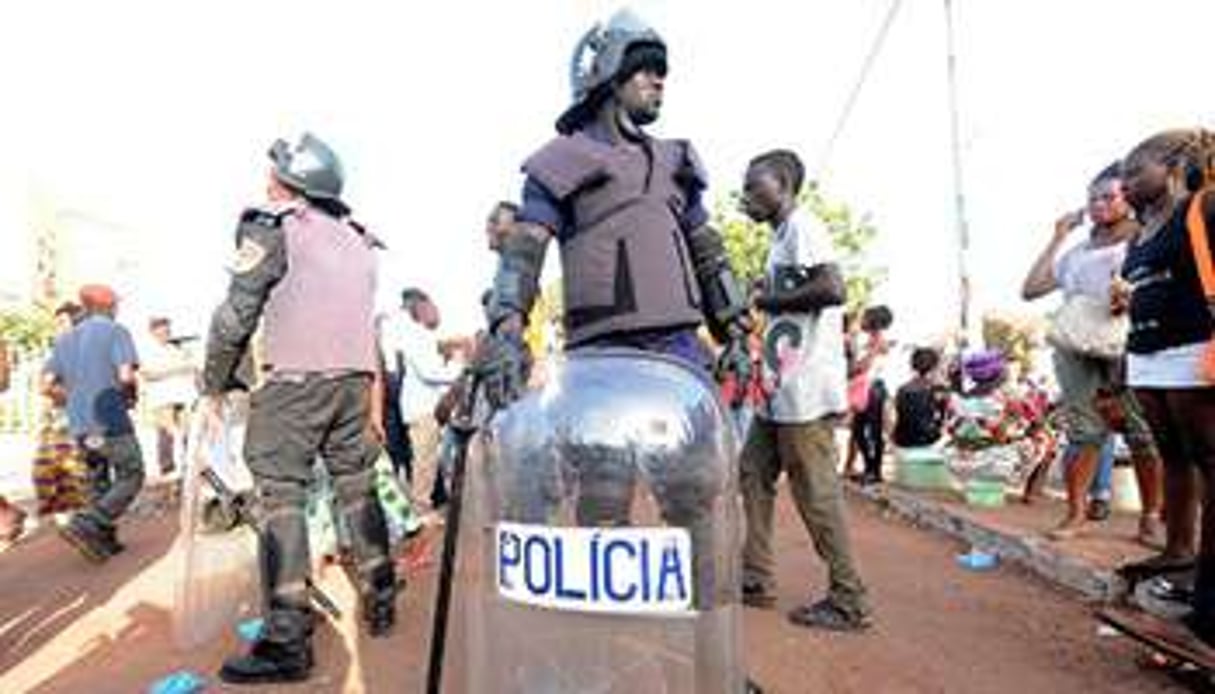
[263,207,377,374]
[524,131,705,346]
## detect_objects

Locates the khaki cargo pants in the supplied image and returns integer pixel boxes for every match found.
[740,416,870,617]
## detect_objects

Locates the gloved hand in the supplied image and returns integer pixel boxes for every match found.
[714,327,753,409]
[474,330,532,410]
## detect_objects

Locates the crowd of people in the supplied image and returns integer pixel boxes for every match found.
[824,127,1215,653]
[0,5,1213,690]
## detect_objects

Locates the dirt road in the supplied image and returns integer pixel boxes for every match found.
[0,487,1184,693]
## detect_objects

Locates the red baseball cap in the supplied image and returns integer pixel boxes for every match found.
[78,284,118,311]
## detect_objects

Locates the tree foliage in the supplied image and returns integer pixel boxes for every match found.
[0,305,56,353]
[715,183,885,312]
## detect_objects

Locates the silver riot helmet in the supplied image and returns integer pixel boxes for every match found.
[267,132,345,200]
[556,8,666,134]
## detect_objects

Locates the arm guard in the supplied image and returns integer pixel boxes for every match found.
[485,224,550,334]
[685,224,749,342]
[202,210,289,394]
[755,262,847,314]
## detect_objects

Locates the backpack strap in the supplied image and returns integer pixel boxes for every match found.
[1186,187,1215,305]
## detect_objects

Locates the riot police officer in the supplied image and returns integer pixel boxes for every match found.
[482,7,751,407]
[201,133,395,684]
[472,10,757,693]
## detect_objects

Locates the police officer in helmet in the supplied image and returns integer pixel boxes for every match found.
[201,132,396,684]
[476,10,758,692]
[482,7,751,405]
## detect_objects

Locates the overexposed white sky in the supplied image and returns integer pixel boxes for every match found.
[1,0,1212,344]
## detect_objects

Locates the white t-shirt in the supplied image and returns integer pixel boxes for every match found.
[377,312,412,375]
[757,208,848,423]
[1053,238,1126,300]
[397,322,458,423]
[141,340,197,408]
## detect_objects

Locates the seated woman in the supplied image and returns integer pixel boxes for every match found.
[945,350,1047,493]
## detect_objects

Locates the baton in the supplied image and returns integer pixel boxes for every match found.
[425,371,482,694]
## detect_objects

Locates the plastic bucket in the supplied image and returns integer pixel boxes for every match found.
[895,448,952,490]
[963,478,1006,508]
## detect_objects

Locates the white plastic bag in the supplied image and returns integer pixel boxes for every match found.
[172,403,258,650]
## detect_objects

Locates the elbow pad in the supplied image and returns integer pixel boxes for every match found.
[486,230,548,331]
[685,225,748,341]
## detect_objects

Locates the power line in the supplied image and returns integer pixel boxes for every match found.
[814,0,904,180]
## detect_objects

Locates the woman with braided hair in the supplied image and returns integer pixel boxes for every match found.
[1117,127,1215,643]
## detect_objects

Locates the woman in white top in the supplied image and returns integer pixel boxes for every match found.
[1021,166,1162,541]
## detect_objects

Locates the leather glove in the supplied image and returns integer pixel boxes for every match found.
[474,331,532,411]
[714,326,753,409]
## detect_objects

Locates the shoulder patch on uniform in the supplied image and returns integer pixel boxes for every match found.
[227,236,268,274]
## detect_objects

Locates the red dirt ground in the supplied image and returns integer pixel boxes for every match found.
[0,485,1185,693]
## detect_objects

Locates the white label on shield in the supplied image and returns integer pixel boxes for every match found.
[495,522,694,615]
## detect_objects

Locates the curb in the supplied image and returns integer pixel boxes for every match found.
[847,483,1127,603]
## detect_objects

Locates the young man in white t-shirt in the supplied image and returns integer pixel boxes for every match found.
[739,149,872,631]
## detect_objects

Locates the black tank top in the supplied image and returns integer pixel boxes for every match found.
[1122,194,1214,354]
[894,380,945,448]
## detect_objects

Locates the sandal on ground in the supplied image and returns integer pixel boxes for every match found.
[1046,520,1088,541]
[1086,499,1112,522]
[787,599,873,632]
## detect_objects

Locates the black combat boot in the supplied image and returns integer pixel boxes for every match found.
[219,638,314,684]
[97,524,125,556]
[362,565,398,637]
[59,513,112,563]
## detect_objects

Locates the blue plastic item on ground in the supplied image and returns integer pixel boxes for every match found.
[237,617,264,643]
[147,670,206,694]
[956,548,999,571]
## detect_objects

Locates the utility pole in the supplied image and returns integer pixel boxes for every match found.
[944,0,971,344]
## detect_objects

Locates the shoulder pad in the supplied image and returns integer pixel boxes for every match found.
[239,204,297,230]
[670,139,708,192]
[522,133,610,201]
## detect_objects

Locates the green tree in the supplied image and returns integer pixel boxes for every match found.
[0,304,56,353]
[715,183,885,312]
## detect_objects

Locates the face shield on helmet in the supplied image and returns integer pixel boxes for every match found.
[267,132,345,200]
[556,8,667,134]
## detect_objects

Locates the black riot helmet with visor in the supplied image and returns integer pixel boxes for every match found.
[557,9,668,135]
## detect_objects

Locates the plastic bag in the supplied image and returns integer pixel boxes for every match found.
[171,404,258,651]
[375,453,422,542]
[306,452,422,564]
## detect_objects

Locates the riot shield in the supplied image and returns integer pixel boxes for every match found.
[171,401,258,650]
[447,348,744,694]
